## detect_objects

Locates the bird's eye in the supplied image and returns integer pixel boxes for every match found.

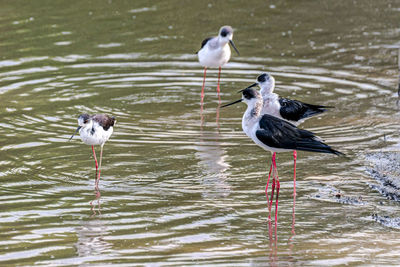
[220,29,229,37]
[84,120,88,123]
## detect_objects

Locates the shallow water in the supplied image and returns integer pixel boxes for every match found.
[1,0,400,265]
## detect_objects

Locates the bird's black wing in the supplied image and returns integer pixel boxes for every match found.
[255,114,342,155]
[279,97,330,122]
[196,37,212,54]
[92,114,116,131]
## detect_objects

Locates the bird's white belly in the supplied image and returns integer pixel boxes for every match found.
[80,126,113,146]
[198,45,231,68]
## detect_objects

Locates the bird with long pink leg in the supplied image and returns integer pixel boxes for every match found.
[197,25,240,103]
[222,88,342,225]
[69,113,116,191]
[245,72,332,212]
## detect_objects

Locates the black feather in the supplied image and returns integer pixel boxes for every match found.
[255,114,343,155]
[92,114,115,131]
[279,97,332,122]
[196,37,212,54]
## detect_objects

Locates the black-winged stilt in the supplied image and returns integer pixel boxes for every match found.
[222,88,342,224]
[197,25,239,102]
[69,113,116,190]
[246,72,332,198]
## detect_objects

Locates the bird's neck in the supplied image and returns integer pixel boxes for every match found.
[244,98,263,122]
[262,92,278,101]
[260,85,275,95]
[218,37,229,46]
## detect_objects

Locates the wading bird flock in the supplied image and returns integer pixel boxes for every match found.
[69,25,343,224]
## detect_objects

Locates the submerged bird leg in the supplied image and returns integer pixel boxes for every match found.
[292,190,296,236]
[201,67,207,106]
[217,66,222,101]
[272,153,280,225]
[96,144,104,189]
[293,150,297,197]
[216,103,220,129]
[92,145,98,172]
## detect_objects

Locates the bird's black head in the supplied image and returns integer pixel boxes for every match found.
[221,87,260,108]
[257,73,271,83]
[219,26,233,38]
[78,113,91,124]
[242,88,259,100]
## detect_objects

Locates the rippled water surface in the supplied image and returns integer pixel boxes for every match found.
[1,0,400,265]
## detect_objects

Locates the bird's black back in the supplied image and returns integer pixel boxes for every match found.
[255,114,342,155]
[196,37,212,54]
[92,114,116,131]
[279,97,329,122]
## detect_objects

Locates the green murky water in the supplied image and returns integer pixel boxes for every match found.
[1,0,400,265]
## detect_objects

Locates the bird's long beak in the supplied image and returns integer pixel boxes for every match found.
[221,99,242,108]
[229,40,240,56]
[236,83,257,93]
[69,126,81,141]
[246,82,258,89]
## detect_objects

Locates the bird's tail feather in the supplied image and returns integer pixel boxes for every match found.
[296,140,344,156]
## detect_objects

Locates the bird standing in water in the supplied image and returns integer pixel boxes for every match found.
[222,88,342,224]
[245,72,331,198]
[69,113,116,190]
[197,25,240,103]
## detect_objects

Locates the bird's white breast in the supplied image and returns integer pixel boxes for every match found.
[79,123,113,146]
[198,40,231,68]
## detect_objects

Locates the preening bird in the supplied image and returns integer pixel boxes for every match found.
[69,113,116,189]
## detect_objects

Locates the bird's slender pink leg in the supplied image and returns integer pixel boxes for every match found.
[292,150,297,232]
[95,144,104,190]
[201,67,207,111]
[291,191,296,236]
[92,145,98,172]
[265,161,273,203]
[268,153,277,221]
[293,150,297,197]
[217,67,221,101]
[275,179,280,225]
[268,178,275,222]
[272,153,280,225]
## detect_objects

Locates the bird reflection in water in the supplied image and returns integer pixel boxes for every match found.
[267,219,278,266]
[200,85,222,130]
[267,195,297,265]
[75,219,111,258]
[195,129,231,200]
[397,48,400,108]
[90,169,101,216]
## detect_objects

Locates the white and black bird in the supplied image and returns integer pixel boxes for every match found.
[246,72,332,200]
[222,88,342,223]
[246,73,330,124]
[197,25,240,101]
[69,113,116,189]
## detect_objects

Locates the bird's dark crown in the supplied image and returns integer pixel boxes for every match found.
[242,88,259,100]
[220,26,233,37]
[79,113,91,124]
[257,73,270,83]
